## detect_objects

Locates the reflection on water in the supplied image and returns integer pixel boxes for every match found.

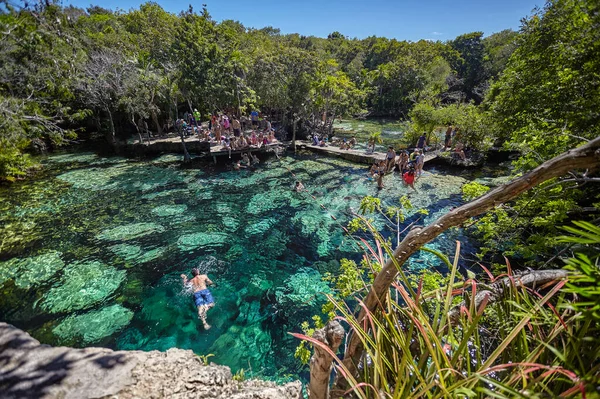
[0,150,479,381]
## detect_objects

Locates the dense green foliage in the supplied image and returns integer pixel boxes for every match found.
[303,225,600,398]
[464,0,600,267]
[0,0,521,180]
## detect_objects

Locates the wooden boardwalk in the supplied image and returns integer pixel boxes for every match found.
[297,141,438,165]
[126,134,285,163]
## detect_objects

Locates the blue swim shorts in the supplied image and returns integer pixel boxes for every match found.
[193,289,214,307]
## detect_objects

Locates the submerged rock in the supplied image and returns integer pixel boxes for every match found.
[275,268,331,309]
[53,304,133,344]
[0,251,64,289]
[41,260,126,313]
[151,204,188,217]
[96,222,166,241]
[177,232,228,252]
[109,243,165,265]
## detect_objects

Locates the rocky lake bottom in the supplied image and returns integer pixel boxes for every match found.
[0,149,510,381]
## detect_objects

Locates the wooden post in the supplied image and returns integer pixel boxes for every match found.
[308,320,344,399]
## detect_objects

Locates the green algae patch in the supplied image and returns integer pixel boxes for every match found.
[244,218,277,236]
[41,260,126,313]
[97,223,165,241]
[109,244,165,265]
[56,164,133,190]
[151,204,188,217]
[177,232,228,251]
[53,304,133,344]
[275,268,331,309]
[0,251,65,289]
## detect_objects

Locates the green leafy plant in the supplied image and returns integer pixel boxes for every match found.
[293,218,600,398]
[196,353,215,366]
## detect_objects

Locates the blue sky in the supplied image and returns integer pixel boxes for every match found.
[63,0,543,41]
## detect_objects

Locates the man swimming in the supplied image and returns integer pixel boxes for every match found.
[181,268,215,329]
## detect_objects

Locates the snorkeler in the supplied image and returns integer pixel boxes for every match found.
[181,268,215,329]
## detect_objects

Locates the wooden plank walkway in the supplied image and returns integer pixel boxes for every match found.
[297,141,438,165]
[126,134,285,163]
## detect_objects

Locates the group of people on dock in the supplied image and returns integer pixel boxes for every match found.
[369,147,425,191]
[176,110,278,150]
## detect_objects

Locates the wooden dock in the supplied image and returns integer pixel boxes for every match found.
[125,134,285,163]
[297,141,438,165]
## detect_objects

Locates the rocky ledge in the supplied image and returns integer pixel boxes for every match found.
[0,322,301,399]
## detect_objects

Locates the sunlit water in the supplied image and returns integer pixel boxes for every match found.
[0,149,499,381]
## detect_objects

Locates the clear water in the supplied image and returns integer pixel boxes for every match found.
[333,118,408,150]
[0,150,481,381]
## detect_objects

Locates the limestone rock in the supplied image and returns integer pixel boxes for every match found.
[0,323,301,399]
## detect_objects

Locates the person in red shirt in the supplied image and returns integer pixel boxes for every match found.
[402,167,417,191]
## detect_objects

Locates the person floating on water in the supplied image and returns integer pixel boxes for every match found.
[181,268,215,329]
[295,181,305,192]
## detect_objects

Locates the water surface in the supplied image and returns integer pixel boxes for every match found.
[0,150,481,380]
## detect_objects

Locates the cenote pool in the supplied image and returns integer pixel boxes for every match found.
[0,150,506,381]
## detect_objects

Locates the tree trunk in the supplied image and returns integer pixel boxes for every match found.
[151,110,163,137]
[179,127,191,163]
[309,320,344,399]
[335,136,600,390]
[106,108,116,145]
[292,118,297,153]
[448,269,569,326]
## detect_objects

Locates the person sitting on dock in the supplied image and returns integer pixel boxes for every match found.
[349,136,357,149]
[340,138,348,150]
[312,134,319,146]
[367,137,375,154]
[250,131,258,147]
[397,150,409,173]
[181,268,215,330]
[263,119,272,133]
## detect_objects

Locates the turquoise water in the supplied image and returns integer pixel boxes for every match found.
[0,150,478,380]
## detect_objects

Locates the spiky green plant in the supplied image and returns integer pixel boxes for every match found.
[292,220,600,398]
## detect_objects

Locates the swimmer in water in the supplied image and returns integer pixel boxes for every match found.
[295,181,305,192]
[181,268,215,329]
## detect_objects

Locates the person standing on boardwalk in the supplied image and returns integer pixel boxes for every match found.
[444,126,453,149]
[232,117,241,137]
[181,268,215,330]
[250,110,259,127]
[415,150,425,177]
[385,146,396,172]
[417,133,426,151]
